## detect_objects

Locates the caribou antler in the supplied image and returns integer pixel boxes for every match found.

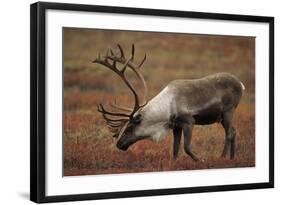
[93,44,148,136]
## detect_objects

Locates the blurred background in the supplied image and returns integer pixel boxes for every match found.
[63,28,255,176]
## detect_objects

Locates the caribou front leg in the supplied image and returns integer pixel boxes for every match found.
[177,115,199,161]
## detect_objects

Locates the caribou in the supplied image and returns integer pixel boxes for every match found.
[92,44,245,161]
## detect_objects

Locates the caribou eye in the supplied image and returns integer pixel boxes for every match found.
[112,133,119,138]
[133,114,142,124]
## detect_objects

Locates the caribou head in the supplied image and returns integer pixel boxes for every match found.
[93,44,152,150]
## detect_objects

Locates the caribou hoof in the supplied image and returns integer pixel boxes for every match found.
[200,158,206,163]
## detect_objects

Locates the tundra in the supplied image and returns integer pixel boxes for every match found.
[93,44,245,161]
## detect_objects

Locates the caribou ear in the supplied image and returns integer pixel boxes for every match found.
[133,114,142,124]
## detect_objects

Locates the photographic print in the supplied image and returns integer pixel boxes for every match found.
[31,2,273,202]
[63,28,255,176]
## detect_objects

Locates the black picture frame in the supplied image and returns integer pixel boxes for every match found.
[30,1,274,203]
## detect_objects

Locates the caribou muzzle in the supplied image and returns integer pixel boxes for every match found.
[117,134,149,151]
[116,140,129,151]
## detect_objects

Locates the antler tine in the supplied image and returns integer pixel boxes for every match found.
[97,104,128,133]
[109,49,114,56]
[110,99,133,112]
[108,126,121,134]
[101,113,127,123]
[93,53,101,63]
[131,44,135,60]
[120,57,132,73]
[117,44,124,58]
[106,48,110,58]
[97,104,130,118]
[106,121,125,127]
[137,54,146,69]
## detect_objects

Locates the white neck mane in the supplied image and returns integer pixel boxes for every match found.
[142,86,174,122]
[135,86,175,143]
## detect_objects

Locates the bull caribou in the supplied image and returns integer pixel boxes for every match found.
[92,44,245,161]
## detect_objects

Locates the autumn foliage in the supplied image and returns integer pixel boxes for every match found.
[63,28,255,176]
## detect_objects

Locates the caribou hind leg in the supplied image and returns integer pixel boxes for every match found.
[230,128,236,159]
[172,127,182,160]
[221,109,236,159]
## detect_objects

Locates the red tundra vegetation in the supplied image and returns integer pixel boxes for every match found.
[63,28,255,176]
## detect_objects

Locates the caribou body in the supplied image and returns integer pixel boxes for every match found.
[93,44,245,161]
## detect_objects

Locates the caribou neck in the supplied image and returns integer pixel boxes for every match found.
[140,86,175,122]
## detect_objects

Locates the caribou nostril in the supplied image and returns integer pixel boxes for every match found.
[116,140,123,149]
[117,140,128,151]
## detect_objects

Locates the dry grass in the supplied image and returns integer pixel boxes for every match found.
[63,28,255,176]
